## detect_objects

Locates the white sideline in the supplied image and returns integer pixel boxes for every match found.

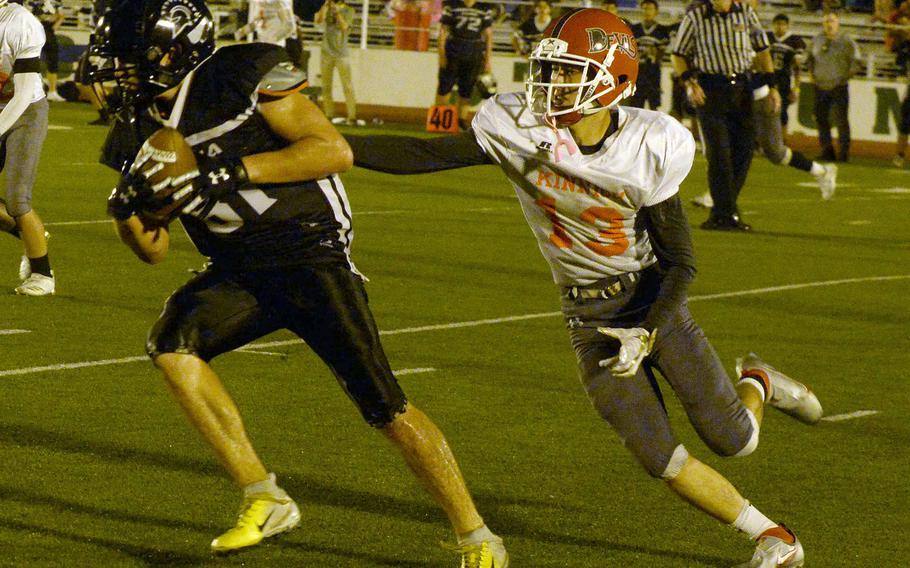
[1,274,909,379]
[0,329,31,335]
[820,410,881,422]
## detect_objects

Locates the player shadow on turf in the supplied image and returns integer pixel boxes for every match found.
[0,423,738,566]
[0,518,208,565]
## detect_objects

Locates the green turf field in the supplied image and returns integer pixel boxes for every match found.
[0,102,908,567]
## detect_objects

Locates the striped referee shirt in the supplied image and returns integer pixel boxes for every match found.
[671,1,769,76]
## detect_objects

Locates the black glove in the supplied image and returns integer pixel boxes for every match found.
[107,170,152,221]
[140,156,250,222]
[178,156,250,216]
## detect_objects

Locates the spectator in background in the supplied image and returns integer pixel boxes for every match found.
[890,15,910,165]
[768,13,806,137]
[875,0,896,22]
[885,1,910,50]
[236,0,296,47]
[316,0,362,125]
[629,0,669,109]
[388,0,433,51]
[285,0,305,66]
[601,0,620,15]
[807,12,862,162]
[434,0,494,130]
[29,0,65,102]
[512,0,551,56]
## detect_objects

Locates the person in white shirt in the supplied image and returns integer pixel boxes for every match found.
[345,9,821,567]
[236,0,296,47]
[0,0,54,295]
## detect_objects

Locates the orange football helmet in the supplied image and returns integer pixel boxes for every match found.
[526,8,639,126]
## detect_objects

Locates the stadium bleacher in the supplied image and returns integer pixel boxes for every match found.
[54,0,905,78]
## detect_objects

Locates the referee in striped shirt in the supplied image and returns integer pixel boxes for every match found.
[671,0,780,231]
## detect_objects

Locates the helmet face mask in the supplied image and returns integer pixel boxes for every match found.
[85,0,214,115]
[525,9,638,127]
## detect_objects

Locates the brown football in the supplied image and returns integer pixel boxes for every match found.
[136,127,199,224]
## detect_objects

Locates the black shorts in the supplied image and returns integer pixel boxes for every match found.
[629,82,660,110]
[437,42,484,98]
[900,92,910,135]
[776,80,792,126]
[41,23,59,73]
[147,262,408,427]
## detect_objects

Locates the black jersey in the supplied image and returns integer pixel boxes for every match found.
[441,0,495,47]
[630,21,670,83]
[767,31,806,79]
[101,44,356,271]
[897,39,910,79]
[515,16,549,54]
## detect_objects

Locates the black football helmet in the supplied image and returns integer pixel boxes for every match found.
[85,0,214,113]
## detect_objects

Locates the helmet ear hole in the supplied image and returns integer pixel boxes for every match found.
[618,74,628,84]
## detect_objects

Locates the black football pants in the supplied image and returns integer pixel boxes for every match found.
[695,80,755,220]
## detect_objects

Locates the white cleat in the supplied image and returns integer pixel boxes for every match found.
[46,91,66,102]
[817,163,837,200]
[736,353,823,424]
[18,231,50,280]
[15,272,55,296]
[691,191,714,209]
[735,525,805,568]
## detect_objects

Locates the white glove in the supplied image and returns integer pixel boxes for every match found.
[597,327,657,378]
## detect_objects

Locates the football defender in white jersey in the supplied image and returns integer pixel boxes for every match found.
[0,0,54,295]
[346,9,821,567]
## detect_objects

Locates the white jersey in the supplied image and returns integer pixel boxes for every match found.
[471,92,695,286]
[248,0,296,47]
[0,3,45,106]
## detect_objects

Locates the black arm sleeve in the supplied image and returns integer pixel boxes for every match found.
[344,129,492,174]
[639,194,697,331]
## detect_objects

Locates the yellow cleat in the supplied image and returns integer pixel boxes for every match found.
[447,538,510,568]
[210,493,301,553]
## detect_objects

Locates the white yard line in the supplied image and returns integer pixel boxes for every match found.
[1,274,909,378]
[391,367,436,376]
[0,329,31,335]
[820,410,881,422]
[236,349,288,357]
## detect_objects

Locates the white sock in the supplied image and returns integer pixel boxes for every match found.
[732,500,778,540]
[457,524,498,545]
[810,162,825,177]
[243,472,282,498]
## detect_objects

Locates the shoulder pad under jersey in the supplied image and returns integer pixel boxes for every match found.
[257,61,309,98]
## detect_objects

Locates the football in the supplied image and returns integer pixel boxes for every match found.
[134,127,200,224]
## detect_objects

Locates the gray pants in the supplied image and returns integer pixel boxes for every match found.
[321,52,356,120]
[1,99,49,217]
[753,96,788,165]
[563,268,755,478]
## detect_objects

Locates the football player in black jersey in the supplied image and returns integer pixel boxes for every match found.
[435,0,495,129]
[511,0,552,56]
[628,0,669,109]
[768,14,806,136]
[88,1,508,564]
